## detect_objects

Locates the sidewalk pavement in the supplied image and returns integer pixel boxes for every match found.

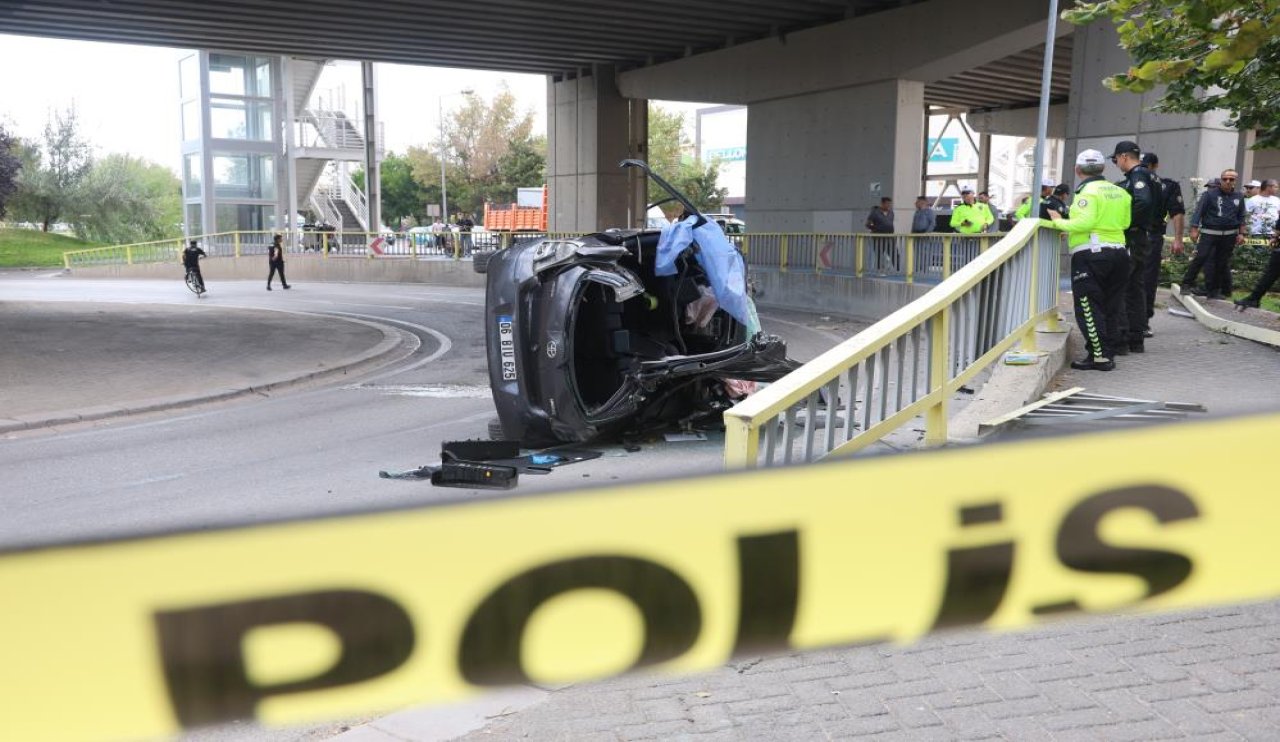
[0,301,399,434]
[343,293,1280,742]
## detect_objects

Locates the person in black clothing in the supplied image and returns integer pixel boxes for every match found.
[1138,153,1185,333]
[864,197,897,272]
[267,233,290,291]
[182,239,207,294]
[1182,169,1247,299]
[1110,140,1157,353]
[1235,228,1280,310]
[1040,184,1070,219]
[456,215,475,256]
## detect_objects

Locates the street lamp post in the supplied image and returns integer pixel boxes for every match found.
[438,89,473,225]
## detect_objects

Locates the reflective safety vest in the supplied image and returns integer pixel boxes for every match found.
[1043,177,1131,251]
[950,203,988,234]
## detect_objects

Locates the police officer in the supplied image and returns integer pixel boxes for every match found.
[1014,178,1055,222]
[1043,184,1070,220]
[950,188,988,234]
[1044,149,1132,371]
[1182,168,1247,299]
[1139,153,1186,331]
[1111,140,1157,353]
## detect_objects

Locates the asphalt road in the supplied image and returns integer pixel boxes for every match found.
[0,273,865,551]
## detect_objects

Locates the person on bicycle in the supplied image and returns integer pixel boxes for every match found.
[183,239,207,294]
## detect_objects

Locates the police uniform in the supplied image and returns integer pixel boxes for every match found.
[1182,183,1247,297]
[1044,151,1132,369]
[950,200,988,234]
[1143,168,1185,320]
[1112,141,1157,350]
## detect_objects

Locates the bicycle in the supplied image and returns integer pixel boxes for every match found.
[185,265,206,297]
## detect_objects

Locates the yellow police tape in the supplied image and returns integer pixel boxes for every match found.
[3,412,1278,741]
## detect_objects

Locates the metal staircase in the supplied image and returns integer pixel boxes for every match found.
[291,59,380,233]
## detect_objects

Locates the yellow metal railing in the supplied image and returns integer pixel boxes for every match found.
[740,232,1003,281]
[63,229,583,268]
[724,220,1063,469]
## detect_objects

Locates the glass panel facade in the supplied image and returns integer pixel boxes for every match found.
[255,58,272,97]
[208,53,272,98]
[216,203,275,232]
[208,54,247,96]
[209,98,273,140]
[212,153,275,199]
[183,154,202,195]
[182,101,200,141]
[185,203,203,235]
[179,55,199,100]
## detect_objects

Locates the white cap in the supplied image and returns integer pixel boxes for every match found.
[1041,177,1056,188]
[1076,149,1106,166]
[1247,179,1262,188]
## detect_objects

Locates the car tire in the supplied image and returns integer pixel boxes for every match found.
[487,416,506,441]
[473,250,494,274]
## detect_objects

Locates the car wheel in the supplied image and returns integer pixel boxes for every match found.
[473,250,494,274]
[487,416,506,441]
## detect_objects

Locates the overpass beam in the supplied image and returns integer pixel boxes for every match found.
[547,66,643,233]
[747,79,925,233]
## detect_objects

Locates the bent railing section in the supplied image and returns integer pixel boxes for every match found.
[723,221,1063,469]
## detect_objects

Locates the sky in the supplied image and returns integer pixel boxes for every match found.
[0,33,709,176]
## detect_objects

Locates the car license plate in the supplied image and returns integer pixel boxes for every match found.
[497,315,517,381]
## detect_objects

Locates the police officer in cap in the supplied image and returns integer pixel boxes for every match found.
[1042,183,1070,220]
[1139,152,1185,331]
[1044,149,1132,371]
[1111,140,1157,353]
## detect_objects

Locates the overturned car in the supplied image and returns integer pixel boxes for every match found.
[483,160,799,446]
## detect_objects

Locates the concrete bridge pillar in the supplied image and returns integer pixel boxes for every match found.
[547,66,647,232]
[747,79,925,233]
[1066,22,1241,190]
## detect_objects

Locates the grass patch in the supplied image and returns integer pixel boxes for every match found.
[1230,290,1280,313]
[0,228,105,268]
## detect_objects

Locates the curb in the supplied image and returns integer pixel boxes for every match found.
[0,315,413,435]
[1169,284,1280,349]
[947,323,1072,444]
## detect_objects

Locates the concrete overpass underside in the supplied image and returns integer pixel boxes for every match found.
[3,0,1249,232]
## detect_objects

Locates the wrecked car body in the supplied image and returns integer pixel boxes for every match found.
[484,160,799,446]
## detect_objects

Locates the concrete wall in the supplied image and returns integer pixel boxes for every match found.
[70,256,487,288]
[70,258,931,324]
[747,79,925,233]
[751,269,931,320]
[1065,22,1240,189]
[547,67,644,233]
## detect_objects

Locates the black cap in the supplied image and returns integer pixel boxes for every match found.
[188,239,197,247]
[1053,183,1070,195]
[1140,152,1158,166]
[1112,140,1141,157]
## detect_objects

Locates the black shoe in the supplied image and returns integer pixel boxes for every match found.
[1071,357,1115,371]
[1189,287,1208,297]
[1143,329,1154,338]
[1235,297,1260,311]
[1128,340,1145,353]
[283,284,291,290]
[267,285,273,291]
[1113,345,1130,356]
[1206,292,1226,300]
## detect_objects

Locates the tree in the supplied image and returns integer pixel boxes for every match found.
[0,123,21,219]
[10,107,93,231]
[1064,1,1280,147]
[377,153,431,227]
[442,84,541,215]
[73,154,182,244]
[647,105,728,213]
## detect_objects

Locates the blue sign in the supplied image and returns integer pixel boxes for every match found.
[927,138,958,163]
[706,146,746,162]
